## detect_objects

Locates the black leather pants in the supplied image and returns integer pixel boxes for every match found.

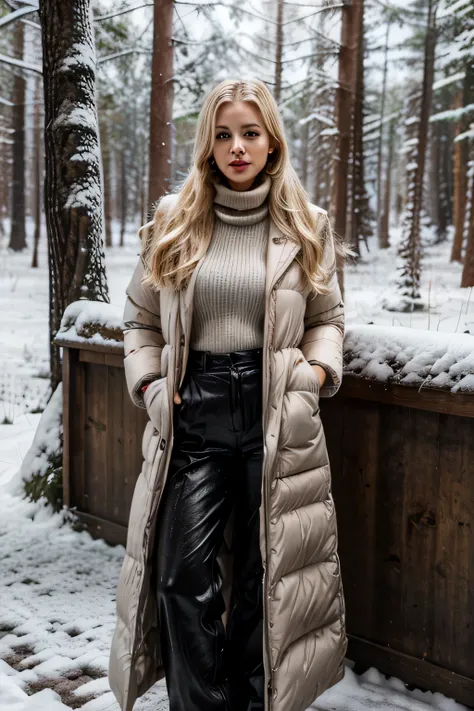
[154,347,265,711]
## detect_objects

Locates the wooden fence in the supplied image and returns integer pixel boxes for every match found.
[59,337,474,708]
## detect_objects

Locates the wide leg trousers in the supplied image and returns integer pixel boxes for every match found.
[153,346,265,711]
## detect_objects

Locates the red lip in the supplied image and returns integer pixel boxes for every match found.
[229,161,249,166]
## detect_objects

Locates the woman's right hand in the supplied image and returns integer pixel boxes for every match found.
[173,391,182,406]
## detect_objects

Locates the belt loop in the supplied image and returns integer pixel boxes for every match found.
[203,351,209,373]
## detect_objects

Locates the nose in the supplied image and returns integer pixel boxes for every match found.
[231,137,244,155]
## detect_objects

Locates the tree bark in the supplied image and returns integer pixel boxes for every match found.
[148,0,174,208]
[274,0,284,103]
[451,89,468,262]
[396,0,437,309]
[39,0,109,390]
[376,20,390,247]
[8,19,27,252]
[31,76,42,268]
[350,0,372,257]
[379,117,394,248]
[100,117,112,247]
[460,143,474,287]
[332,0,364,292]
[120,141,127,247]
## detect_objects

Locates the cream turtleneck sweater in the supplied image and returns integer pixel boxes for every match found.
[189,172,272,353]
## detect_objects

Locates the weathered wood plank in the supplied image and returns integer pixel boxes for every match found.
[84,363,108,517]
[62,348,72,508]
[372,405,407,652]
[347,635,474,708]
[120,376,147,528]
[107,365,126,525]
[400,408,440,660]
[72,510,127,547]
[326,397,379,640]
[79,350,124,368]
[339,377,474,418]
[55,337,123,357]
[70,350,86,511]
[434,413,474,679]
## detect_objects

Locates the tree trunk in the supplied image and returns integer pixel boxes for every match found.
[351,0,372,257]
[140,132,147,225]
[39,0,109,391]
[274,0,284,103]
[299,87,310,191]
[396,0,437,310]
[332,0,364,292]
[148,0,174,208]
[376,20,390,247]
[32,76,42,268]
[8,19,27,252]
[435,118,451,243]
[101,117,112,247]
[379,118,394,249]
[461,146,474,287]
[120,140,127,247]
[451,89,468,262]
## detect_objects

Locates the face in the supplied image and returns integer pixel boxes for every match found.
[212,100,275,191]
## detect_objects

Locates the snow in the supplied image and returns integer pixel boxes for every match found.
[5,383,62,497]
[1,218,474,708]
[53,106,99,132]
[0,6,39,30]
[432,71,465,91]
[55,300,123,351]
[58,40,97,75]
[344,324,474,390]
[438,0,471,19]
[0,52,42,75]
[430,103,474,124]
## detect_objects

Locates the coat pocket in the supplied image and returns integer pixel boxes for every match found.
[293,348,320,395]
[143,376,167,433]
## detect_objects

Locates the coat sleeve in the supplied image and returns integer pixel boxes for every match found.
[298,209,345,398]
[122,199,169,408]
[122,254,165,409]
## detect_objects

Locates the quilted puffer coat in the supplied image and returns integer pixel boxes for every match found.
[108,191,348,711]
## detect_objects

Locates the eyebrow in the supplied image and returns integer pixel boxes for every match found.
[215,123,261,130]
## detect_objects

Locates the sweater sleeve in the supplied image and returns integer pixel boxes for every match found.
[298,210,345,398]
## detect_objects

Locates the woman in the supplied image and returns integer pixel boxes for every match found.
[109,78,348,711]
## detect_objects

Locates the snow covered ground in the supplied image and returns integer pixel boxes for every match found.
[0,218,472,709]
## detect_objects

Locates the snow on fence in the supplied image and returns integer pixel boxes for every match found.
[344,324,474,393]
[55,302,474,708]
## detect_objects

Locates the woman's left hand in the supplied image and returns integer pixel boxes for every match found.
[311,364,327,389]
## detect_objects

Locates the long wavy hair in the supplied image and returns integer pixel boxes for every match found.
[142,78,348,295]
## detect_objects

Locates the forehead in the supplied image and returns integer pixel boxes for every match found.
[215,100,262,126]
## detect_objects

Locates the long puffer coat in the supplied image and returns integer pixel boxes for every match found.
[108,191,348,711]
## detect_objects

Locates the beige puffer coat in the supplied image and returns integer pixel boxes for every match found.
[108,191,347,711]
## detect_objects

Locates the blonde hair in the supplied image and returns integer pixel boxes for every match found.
[142,77,348,295]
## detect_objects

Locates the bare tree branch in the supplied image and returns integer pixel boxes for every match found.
[0,52,42,74]
[0,5,38,30]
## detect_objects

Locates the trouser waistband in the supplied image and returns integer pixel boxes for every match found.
[187,347,263,373]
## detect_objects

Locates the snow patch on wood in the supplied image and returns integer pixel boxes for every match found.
[344,324,474,392]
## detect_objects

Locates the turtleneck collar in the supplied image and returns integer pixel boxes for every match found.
[212,172,272,226]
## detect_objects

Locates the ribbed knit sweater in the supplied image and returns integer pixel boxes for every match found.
[189,172,272,353]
